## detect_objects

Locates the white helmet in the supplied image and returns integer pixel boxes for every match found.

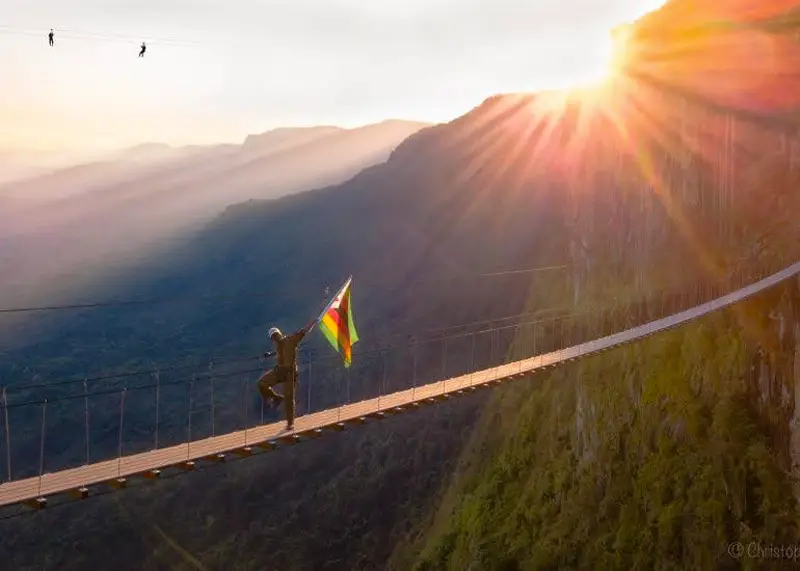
[268,327,282,339]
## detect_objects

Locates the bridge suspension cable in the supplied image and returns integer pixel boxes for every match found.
[3,308,599,407]
[2,270,714,395]
[1,264,753,408]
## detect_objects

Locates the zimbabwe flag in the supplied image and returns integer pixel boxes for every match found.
[316,277,359,367]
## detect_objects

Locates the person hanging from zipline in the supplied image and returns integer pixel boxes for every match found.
[139,42,146,57]
[48,29,54,47]
[256,277,359,431]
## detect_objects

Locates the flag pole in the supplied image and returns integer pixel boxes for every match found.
[314,275,359,368]
[308,276,352,332]
[305,276,352,334]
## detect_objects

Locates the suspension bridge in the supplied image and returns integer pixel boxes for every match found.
[1,257,798,514]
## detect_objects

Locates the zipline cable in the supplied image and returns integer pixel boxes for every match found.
[0,263,575,315]
[0,24,197,47]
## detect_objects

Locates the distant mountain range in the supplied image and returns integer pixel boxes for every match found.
[0,120,430,210]
[0,148,105,186]
[0,120,429,309]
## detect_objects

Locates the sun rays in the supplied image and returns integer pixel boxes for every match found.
[432,0,800,294]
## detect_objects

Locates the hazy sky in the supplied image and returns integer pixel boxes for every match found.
[1,0,664,151]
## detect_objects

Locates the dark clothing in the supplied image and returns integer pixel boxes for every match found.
[257,366,297,426]
[274,329,306,368]
[257,327,307,427]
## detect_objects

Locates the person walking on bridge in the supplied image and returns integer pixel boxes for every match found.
[257,325,308,430]
[255,276,359,431]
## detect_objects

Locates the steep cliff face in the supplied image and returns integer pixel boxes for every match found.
[401,5,800,567]
[561,80,800,308]
[752,277,800,500]
[557,0,800,306]
[411,276,800,570]
[792,281,800,490]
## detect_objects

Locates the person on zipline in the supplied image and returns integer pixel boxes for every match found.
[48,29,54,47]
[257,325,309,430]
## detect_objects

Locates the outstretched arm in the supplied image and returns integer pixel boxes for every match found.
[289,327,308,345]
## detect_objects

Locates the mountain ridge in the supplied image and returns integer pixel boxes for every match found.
[0,118,431,312]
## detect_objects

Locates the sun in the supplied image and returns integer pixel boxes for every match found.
[548,0,664,92]
[524,24,632,97]
[566,25,632,91]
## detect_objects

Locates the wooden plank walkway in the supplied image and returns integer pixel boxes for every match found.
[2,261,799,510]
